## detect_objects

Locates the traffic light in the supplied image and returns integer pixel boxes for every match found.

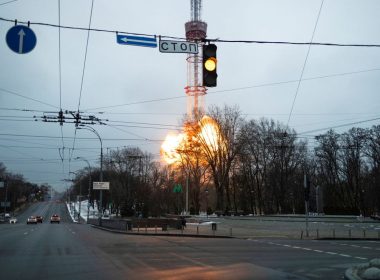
[203,44,217,87]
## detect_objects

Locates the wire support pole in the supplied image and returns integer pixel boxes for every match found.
[77,125,103,219]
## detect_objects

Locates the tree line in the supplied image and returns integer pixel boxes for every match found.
[0,162,49,213]
[69,105,380,217]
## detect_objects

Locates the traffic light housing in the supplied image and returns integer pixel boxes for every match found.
[203,44,217,87]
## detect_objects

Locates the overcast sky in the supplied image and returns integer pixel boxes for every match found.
[1,0,379,192]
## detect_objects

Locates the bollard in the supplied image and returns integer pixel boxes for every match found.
[230,228,232,237]
[316,229,319,239]
[301,230,304,240]
[332,229,335,239]
[155,225,157,234]
[349,229,351,239]
[197,226,199,235]
[363,229,366,238]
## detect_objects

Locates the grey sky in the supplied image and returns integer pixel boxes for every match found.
[1,0,379,191]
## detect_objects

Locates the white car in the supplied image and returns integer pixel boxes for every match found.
[27,216,37,224]
[9,217,17,224]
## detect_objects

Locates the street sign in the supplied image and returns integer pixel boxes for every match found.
[159,40,198,54]
[93,182,110,190]
[173,184,182,193]
[6,25,37,54]
[116,34,157,48]
[1,202,11,207]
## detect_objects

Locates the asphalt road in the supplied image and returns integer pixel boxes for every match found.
[0,201,379,280]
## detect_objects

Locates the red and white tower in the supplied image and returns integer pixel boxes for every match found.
[185,0,207,121]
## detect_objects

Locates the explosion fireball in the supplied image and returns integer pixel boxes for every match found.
[161,116,221,164]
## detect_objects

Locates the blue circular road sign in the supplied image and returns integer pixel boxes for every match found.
[6,25,37,54]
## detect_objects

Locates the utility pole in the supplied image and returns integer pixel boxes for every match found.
[304,174,310,237]
[78,125,103,221]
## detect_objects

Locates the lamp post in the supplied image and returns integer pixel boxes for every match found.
[77,125,103,219]
[75,157,91,223]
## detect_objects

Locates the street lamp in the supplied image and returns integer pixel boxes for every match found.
[75,157,92,222]
[77,125,103,218]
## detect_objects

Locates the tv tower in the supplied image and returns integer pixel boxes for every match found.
[185,0,207,121]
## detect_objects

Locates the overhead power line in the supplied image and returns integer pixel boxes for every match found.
[83,67,380,111]
[1,16,380,47]
[287,0,324,127]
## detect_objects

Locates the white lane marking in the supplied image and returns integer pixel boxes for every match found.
[283,245,291,247]
[313,250,323,253]
[326,252,337,255]
[355,257,368,260]
[293,246,301,249]
[351,245,360,248]
[362,247,371,249]
[340,254,351,258]
[302,248,312,251]
[24,232,28,235]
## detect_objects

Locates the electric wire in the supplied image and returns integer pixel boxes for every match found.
[1,16,380,47]
[299,116,380,136]
[0,87,58,109]
[287,0,324,127]
[70,0,95,169]
[83,67,380,111]
[0,0,18,6]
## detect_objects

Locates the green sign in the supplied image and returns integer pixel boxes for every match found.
[173,184,182,193]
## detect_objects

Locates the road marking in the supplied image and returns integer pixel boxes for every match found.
[313,250,323,253]
[24,232,28,235]
[326,252,337,255]
[340,254,351,258]
[302,248,312,251]
[362,247,371,249]
[351,245,360,248]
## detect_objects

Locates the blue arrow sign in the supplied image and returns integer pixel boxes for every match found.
[6,25,37,54]
[117,34,157,48]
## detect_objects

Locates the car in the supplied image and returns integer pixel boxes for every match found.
[50,214,60,224]
[9,217,17,224]
[27,216,37,224]
[36,216,43,223]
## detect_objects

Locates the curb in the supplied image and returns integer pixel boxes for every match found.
[91,225,233,239]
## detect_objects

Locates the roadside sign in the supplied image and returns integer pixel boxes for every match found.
[159,40,198,54]
[1,202,11,207]
[173,184,182,193]
[6,25,37,54]
[117,34,157,48]
[93,182,110,190]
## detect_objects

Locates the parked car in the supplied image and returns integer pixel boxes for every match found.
[50,214,60,224]
[36,216,43,223]
[9,217,17,224]
[27,216,37,224]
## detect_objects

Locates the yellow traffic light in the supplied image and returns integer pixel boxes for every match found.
[204,57,217,71]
